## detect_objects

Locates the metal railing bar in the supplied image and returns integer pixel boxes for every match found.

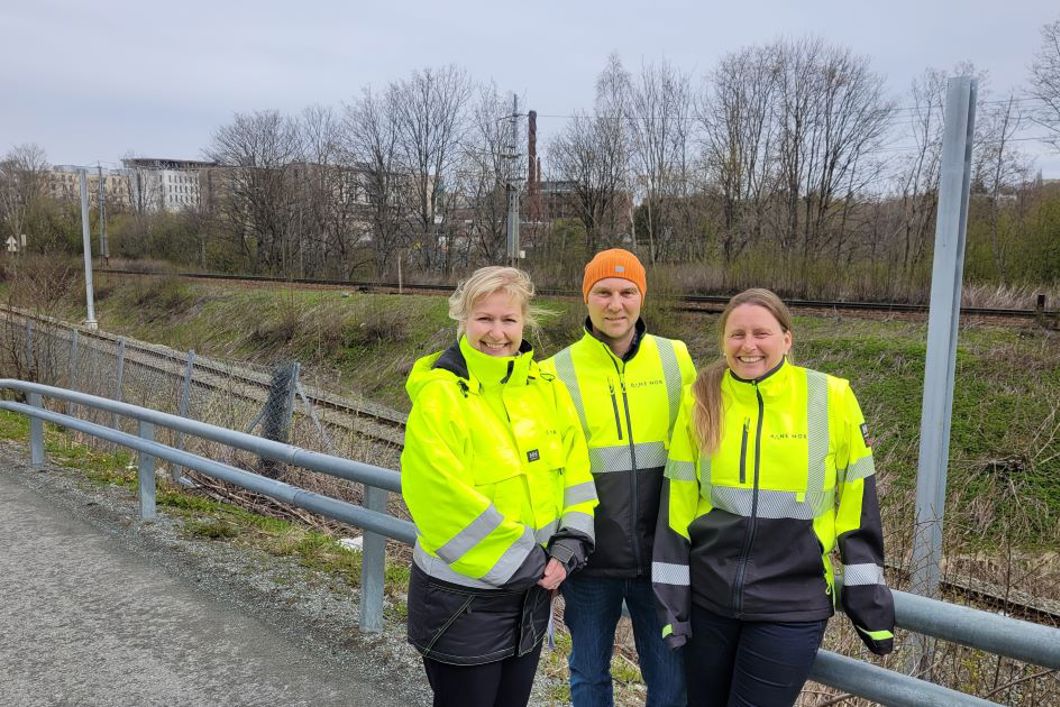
[0,379,402,493]
[892,587,1060,670]
[810,650,997,706]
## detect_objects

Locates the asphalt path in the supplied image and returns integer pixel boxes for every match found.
[0,465,417,707]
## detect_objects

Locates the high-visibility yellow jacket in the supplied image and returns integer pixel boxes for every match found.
[652,359,895,655]
[541,320,696,577]
[402,336,597,665]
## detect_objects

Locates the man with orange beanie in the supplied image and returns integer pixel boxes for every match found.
[541,248,695,707]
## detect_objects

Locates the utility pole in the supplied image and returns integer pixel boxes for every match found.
[504,95,522,267]
[78,169,98,329]
[97,164,109,266]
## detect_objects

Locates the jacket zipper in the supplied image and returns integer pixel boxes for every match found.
[620,376,641,571]
[738,418,750,484]
[608,381,623,440]
[732,384,764,616]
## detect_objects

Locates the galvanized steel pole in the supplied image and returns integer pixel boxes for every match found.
[909,76,976,674]
[910,76,977,598]
[78,169,98,329]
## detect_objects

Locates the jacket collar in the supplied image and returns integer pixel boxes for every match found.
[725,357,792,399]
[432,336,535,392]
[581,317,647,363]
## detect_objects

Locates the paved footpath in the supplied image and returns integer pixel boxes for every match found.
[0,463,418,707]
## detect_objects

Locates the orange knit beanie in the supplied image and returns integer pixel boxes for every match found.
[581,248,647,302]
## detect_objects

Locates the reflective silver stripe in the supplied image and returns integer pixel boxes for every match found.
[806,369,829,515]
[652,561,690,585]
[413,542,494,589]
[481,525,537,586]
[589,441,667,473]
[553,348,589,438]
[711,486,820,521]
[636,441,667,469]
[654,337,683,437]
[435,505,504,564]
[561,511,595,539]
[846,454,876,481]
[699,451,713,488]
[843,563,886,586]
[535,520,559,545]
[665,459,696,482]
[564,480,597,507]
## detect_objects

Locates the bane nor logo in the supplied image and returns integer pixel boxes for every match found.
[627,379,664,389]
[770,432,807,441]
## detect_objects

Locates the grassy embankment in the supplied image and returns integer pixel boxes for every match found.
[55,274,1057,557]
[6,272,1058,703]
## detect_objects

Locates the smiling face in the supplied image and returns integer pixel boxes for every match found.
[464,289,524,357]
[723,303,792,380]
[586,277,642,356]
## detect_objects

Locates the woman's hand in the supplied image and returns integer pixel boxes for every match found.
[537,558,568,591]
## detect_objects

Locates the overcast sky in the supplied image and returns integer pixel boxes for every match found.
[3,0,1059,176]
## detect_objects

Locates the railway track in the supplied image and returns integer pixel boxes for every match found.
[0,306,406,447]
[99,268,1059,323]
[4,303,1058,627]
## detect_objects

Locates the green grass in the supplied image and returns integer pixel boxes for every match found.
[9,275,1060,555]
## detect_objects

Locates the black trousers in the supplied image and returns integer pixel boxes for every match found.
[422,641,544,707]
[685,604,828,707]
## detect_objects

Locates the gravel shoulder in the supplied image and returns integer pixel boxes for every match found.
[0,441,434,707]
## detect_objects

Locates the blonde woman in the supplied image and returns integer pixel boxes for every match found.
[652,288,894,707]
[401,266,597,707]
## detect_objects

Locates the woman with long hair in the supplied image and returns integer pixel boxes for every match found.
[652,288,894,706]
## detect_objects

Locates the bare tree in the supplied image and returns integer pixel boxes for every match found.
[548,54,632,256]
[626,59,694,262]
[1029,17,1060,152]
[206,111,302,274]
[390,65,472,275]
[343,87,405,277]
[772,38,893,266]
[973,93,1031,281]
[297,104,367,278]
[698,44,781,264]
[451,83,512,266]
[0,143,50,250]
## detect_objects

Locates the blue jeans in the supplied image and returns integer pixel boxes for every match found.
[685,604,828,707]
[561,574,686,707]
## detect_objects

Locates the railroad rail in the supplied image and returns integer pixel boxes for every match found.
[99,268,1059,323]
[0,306,406,447]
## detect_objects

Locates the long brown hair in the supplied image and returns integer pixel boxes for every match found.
[691,288,794,453]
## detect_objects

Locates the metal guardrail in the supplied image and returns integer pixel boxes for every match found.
[0,378,413,634]
[1,379,1057,706]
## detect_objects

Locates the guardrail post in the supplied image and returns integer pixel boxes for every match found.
[137,420,156,521]
[29,392,44,468]
[360,485,388,634]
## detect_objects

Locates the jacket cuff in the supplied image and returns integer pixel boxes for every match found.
[547,536,588,574]
[502,544,548,589]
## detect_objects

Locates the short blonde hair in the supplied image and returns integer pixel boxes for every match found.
[448,266,541,334]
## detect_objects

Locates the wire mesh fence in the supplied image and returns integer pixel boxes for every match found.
[0,310,407,523]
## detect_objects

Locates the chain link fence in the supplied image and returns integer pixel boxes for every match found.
[0,308,406,527]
